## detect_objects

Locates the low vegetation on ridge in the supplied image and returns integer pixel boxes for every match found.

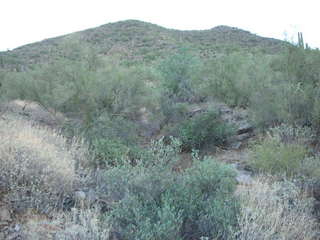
[0,20,319,239]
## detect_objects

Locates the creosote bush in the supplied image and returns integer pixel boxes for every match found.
[250,135,307,177]
[158,48,203,102]
[101,139,238,240]
[248,125,320,178]
[175,110,235,151]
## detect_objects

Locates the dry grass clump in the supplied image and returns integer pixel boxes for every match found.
[20,208,110,240]
[0,99,66,128]
[0,114,88,214]
[234,176,319,240]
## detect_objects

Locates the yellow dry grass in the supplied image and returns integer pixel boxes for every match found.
[0,113,88,214]
[235,176,319,240]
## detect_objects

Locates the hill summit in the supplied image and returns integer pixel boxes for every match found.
[0,19,286,68]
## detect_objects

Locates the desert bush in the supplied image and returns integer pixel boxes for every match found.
[175,110,235,151]
[250,80,319,128]
[0,115,88,214]
[299,156,320,180]
[70,112,144,168]
[249,132,308,177]
[158,48,203,102]
[199,53,272,107]
[234,177,318,240]
[159,95,189,124]
[249,125,320,180]
[101,139,238,240]
[271,123,314,145]
[1,43,158,124]
[2,49,159,169]
[272,44,320,87]
[251,44,320,129]
[249,81,287,128]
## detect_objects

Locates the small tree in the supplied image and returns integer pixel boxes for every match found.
[158,48,202,102]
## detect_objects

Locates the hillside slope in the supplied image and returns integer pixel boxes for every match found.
[0,20,286,69]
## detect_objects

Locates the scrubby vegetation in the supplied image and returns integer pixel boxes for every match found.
[0,115,87,214]
[235,177,318,240]
[175,110,234,151]
[102,140,238,240]
[0,22,320,239]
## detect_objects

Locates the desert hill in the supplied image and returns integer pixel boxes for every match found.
[0,19,286,69]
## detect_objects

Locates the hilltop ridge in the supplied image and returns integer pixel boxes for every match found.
[0,19,286,68]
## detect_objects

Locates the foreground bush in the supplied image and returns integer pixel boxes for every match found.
[101,139,238,240]
[234,177,318,240]
[0,115,88,214]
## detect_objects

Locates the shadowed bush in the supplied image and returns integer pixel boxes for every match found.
[175,110,235,151]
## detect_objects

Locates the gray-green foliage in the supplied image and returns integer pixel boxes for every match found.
[197,41,320,130]
[102,139,238,240]
[158,48,203,102]
[248,125,320,178]
[199,52,272,107]
[175,110,235,151]
[1,41,157,121]
[251,44,320,128]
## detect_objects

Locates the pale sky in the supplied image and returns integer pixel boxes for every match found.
[0,0,319,51]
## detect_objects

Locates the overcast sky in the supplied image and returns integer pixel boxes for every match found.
[0,0,319,51]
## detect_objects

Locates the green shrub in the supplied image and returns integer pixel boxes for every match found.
[249,125,320,179]
[159,96,189,124]
[251,44,320,129]
[249,135,308,177]
[91,138,130,167]
[199,53,272,107]
[1,45,158,124]
[101,140,238,240]
[175,110,235,151]
[74,113,143,168]
[158,48,203,102]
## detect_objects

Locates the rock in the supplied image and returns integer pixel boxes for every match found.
[237,122,253,134]
[188,106,204,115]
[218,105,232,114]
[109,231,123,240]
[230,141,242,150]
[313,200,320,220]
[236,171,253,185]
[74,191,86,201]
[6,232,21,240]
[14,224,21,232]
[229,163,253,185]
[228,133,251,146]
[86,189,98,204]
[312,182,320,201]
[0,206,11,223]
[235,133,251,141]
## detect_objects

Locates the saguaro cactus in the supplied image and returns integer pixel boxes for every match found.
[298,32,305,49]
